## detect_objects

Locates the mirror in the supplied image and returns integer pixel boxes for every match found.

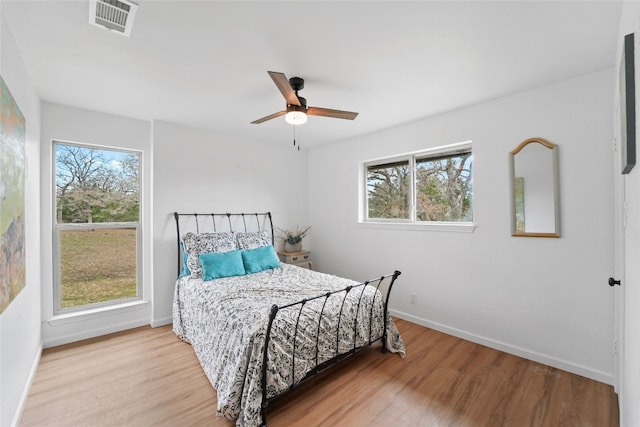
[509,138,560,237]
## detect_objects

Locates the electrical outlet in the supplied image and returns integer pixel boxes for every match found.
[409,293,417,305]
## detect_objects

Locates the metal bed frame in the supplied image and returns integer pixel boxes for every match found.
[173,212,401,427]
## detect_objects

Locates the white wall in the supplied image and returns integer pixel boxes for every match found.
[151,120,308,324]
[308,69,615,384]
[39,103,152,347]
[0,11,42,427]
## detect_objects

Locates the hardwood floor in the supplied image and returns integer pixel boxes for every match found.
[20,319,618,427]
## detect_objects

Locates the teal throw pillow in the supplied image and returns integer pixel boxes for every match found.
[242,245,280,274]
[199,250,246,281]
[179,241,191,277]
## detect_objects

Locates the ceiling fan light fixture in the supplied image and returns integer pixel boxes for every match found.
[251,71,358,125]
[285,111,307,125]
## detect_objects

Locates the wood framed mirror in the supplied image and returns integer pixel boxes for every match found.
[509,138,560,237]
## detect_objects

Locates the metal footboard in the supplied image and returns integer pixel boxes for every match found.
[260,270,401,426]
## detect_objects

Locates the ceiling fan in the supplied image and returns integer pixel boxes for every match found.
[251,71,359,125]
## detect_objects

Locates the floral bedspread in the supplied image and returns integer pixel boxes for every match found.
[173,263,405,427]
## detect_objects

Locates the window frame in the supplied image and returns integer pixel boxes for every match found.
[364,157,413,222]
[360,141,475,232]
[52,140,143,315]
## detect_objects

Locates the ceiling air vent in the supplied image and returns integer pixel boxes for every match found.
[89,0,138,37]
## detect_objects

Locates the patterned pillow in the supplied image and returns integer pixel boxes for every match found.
[181,232,237,278]
[236,231,272,250]
[181,232,199,270]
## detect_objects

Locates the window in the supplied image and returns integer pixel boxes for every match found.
[364,142,473,225]
[53,142,141,313]
[366,160,410,219]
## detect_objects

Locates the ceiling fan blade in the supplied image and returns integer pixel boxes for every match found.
[307,107,359,120]
[250,111,286,124]
[268,71,301,106]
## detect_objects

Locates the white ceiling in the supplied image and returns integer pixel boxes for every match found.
[2,1,622,148]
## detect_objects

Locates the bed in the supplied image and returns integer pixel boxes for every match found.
[172,212,405,426]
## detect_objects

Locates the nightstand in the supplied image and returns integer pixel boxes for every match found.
[278,250,312,270]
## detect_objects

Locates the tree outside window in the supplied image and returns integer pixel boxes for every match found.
[416,152,472,222]
[54,142,141,312]
[365,143,472,223]
[367,161,410,219]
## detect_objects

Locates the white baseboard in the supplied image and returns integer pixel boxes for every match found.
[389,309,614,386]
[43,319,150,348]
[151,316,172,327]
[11,341,43,427]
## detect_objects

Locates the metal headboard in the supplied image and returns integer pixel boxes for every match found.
[173,212,274,276]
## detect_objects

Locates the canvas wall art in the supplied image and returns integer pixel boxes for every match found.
[0,75,26,314]
[620,33,636,174]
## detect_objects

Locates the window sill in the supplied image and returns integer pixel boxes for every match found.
[47,300,149,326]
[358,221,477,233]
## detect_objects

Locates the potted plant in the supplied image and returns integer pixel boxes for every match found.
[276,225,310,252]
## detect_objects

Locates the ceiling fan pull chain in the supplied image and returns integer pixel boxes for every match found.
[295,126,301,151]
